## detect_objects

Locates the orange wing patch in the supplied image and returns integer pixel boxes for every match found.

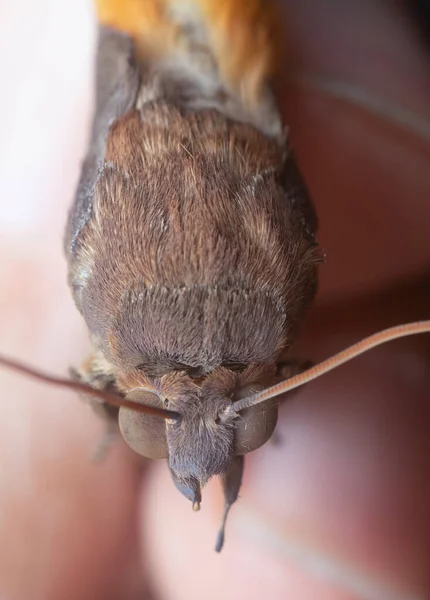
[95,0,178,60]
[197,0,282,102]
[96,0,282,106]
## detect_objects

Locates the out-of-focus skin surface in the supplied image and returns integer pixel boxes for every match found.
[0,1,429,599]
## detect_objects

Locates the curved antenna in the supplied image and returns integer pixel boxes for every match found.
[0,354,179,420]
[232,320,430,413]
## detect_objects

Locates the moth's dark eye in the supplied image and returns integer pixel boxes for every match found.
[233,385,279,455]
[235,403,279,454]
[164,398,170,407]
[119,389,168,459]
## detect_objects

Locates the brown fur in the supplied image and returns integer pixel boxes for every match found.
[70,104,318,383]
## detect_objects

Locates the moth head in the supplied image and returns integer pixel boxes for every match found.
[118,374,279,509]
[118,374,237,505]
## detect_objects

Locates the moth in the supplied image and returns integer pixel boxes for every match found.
[67,0,321,549]
[1,0,429,553]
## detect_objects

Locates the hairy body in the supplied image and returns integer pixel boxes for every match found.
[65,1,321,545]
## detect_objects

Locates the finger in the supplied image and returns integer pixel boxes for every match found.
[277,0,430,301]
[0,2,144,598]
[141,288,430,600]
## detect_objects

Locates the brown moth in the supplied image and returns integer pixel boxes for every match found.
[63,1,321,551]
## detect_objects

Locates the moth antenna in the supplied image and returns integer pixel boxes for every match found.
[0,354,179,420]
[232,320,430,412]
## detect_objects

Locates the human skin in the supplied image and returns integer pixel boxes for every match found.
[0,1,429,599]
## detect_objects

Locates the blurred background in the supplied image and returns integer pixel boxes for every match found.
[0,0,93,366]
[0,2,144,598]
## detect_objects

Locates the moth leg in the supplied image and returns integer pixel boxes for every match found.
[70,349,119,420]
[70,350,120,462]
[215,454,245,552]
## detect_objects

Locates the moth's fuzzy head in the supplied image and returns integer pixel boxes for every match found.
[118,366,279,506]
[119,368,237,480]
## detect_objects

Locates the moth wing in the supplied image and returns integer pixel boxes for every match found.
[280,151,319,241]
[65,25,140,256]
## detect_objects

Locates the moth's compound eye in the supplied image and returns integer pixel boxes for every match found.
[119,389,168,459]
[234,385,278,455]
